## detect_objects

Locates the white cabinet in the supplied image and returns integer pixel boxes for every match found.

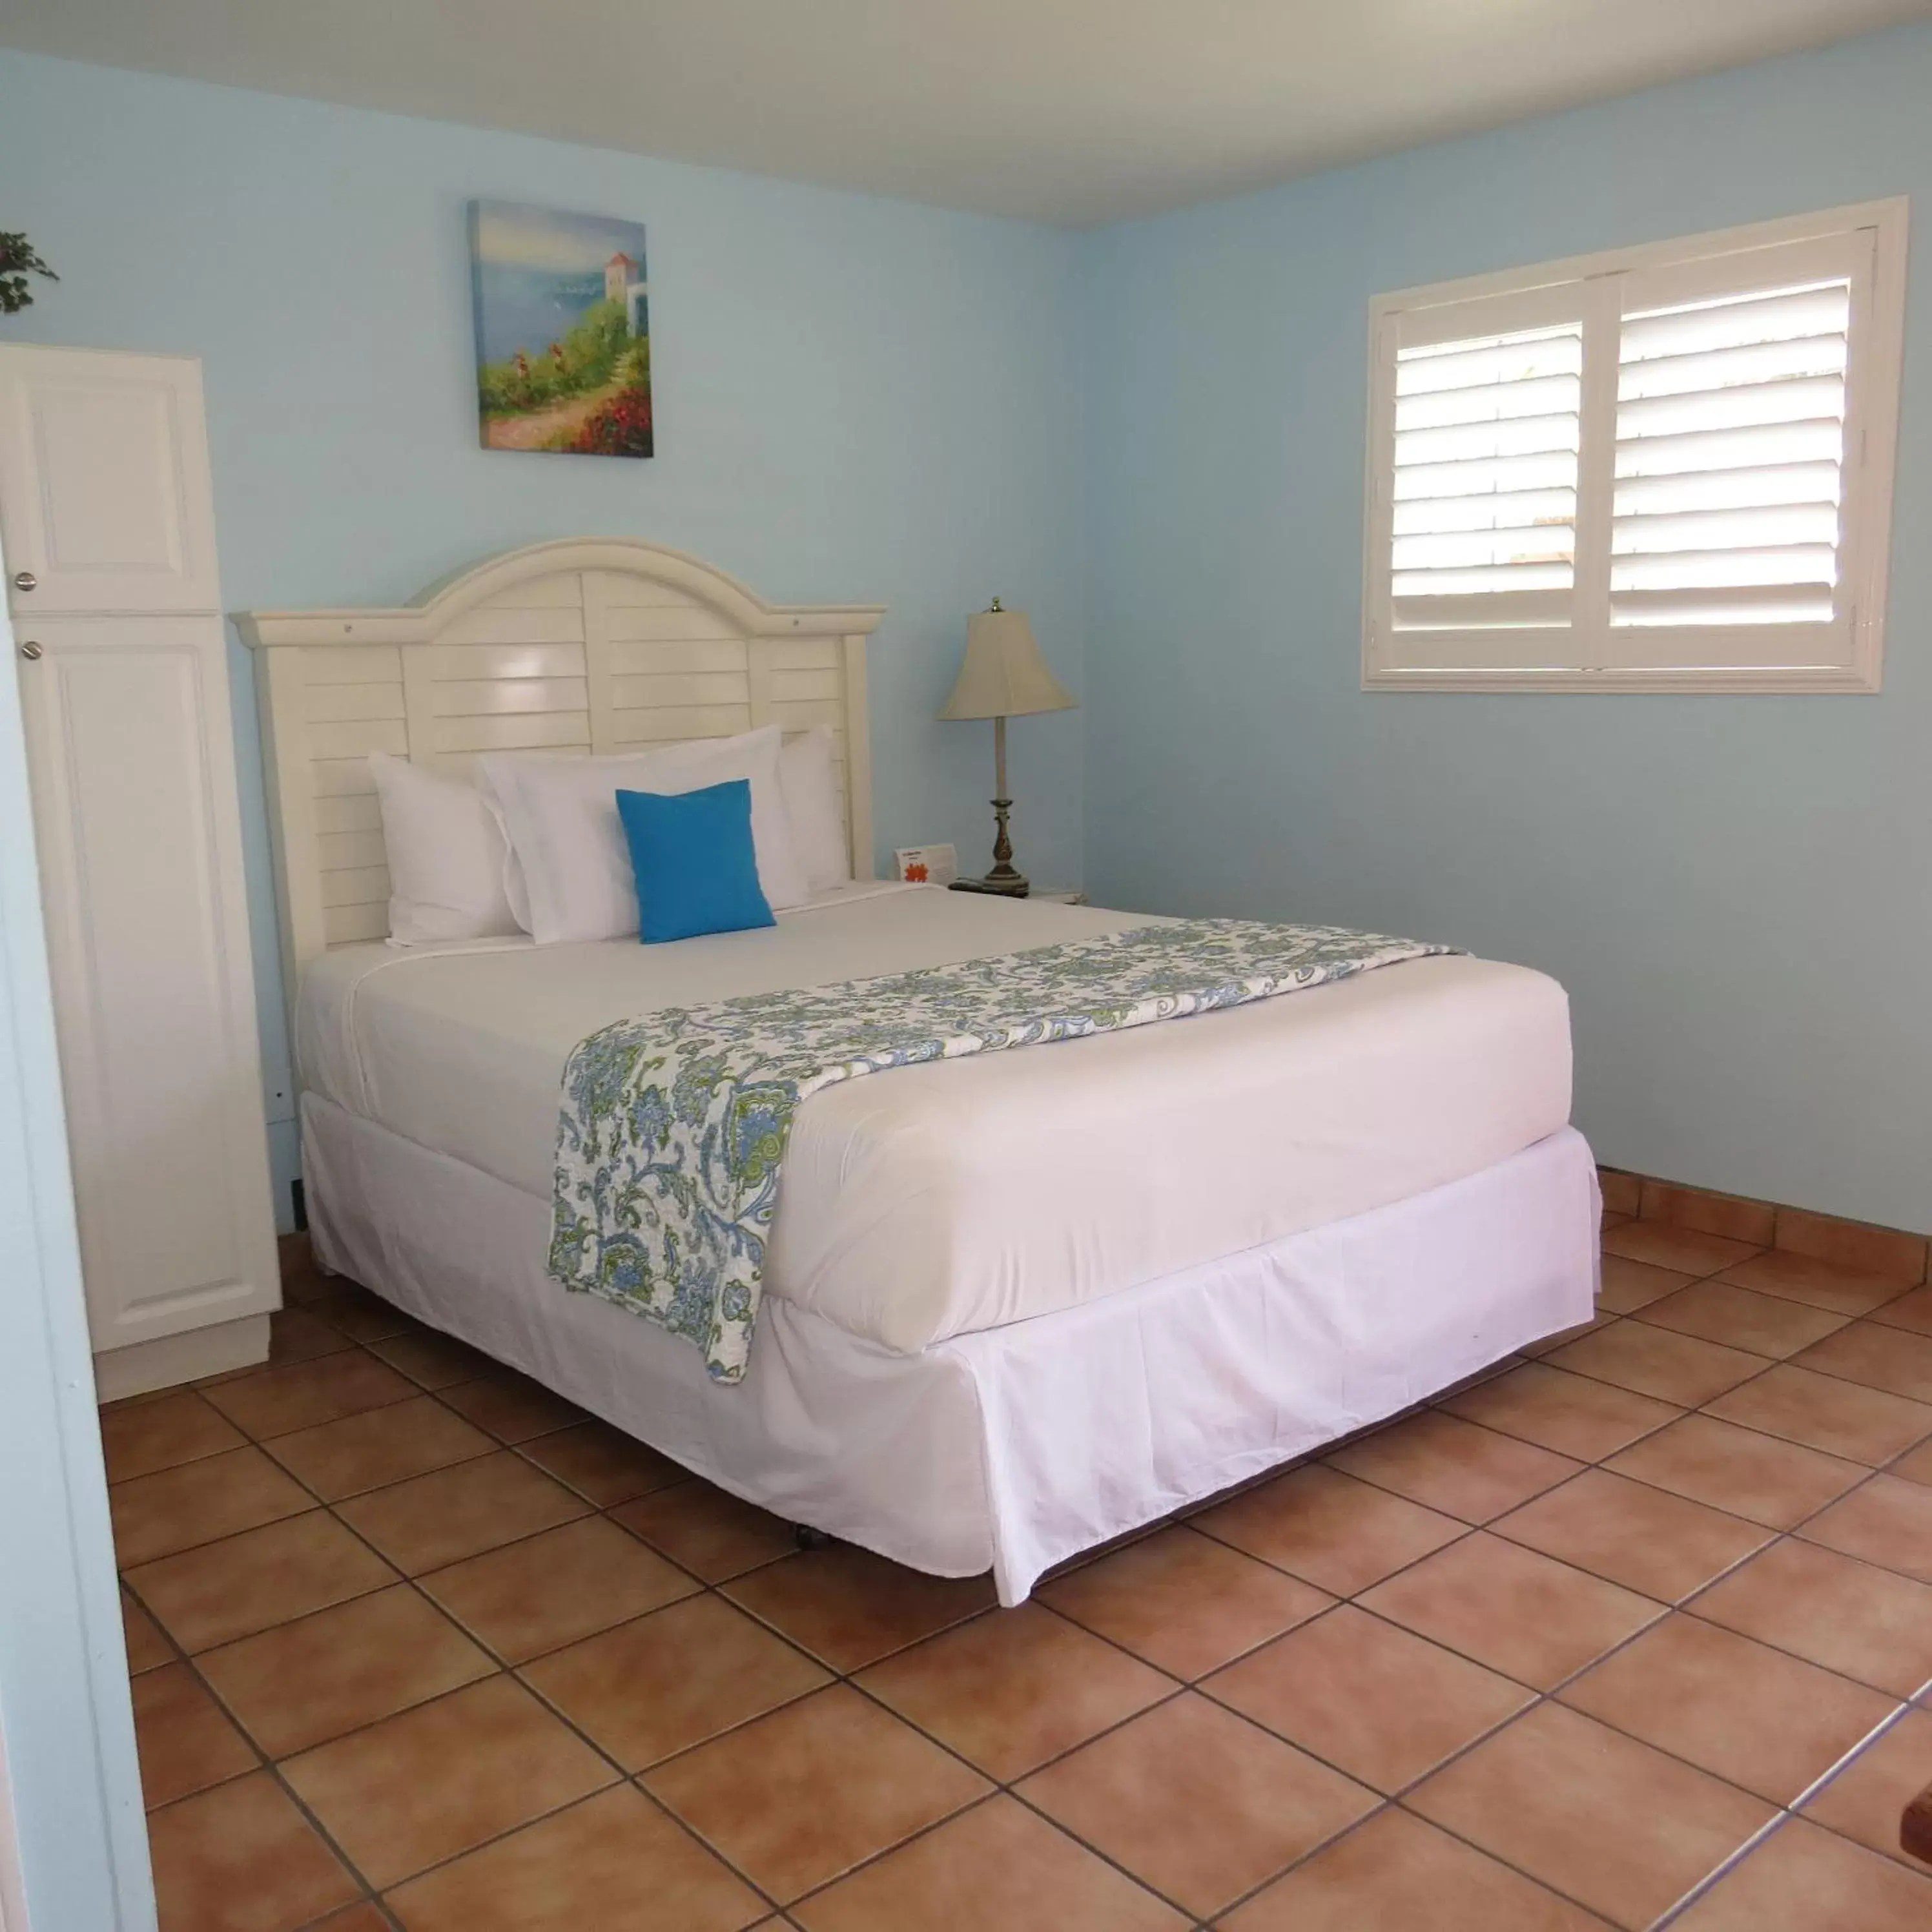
[3,346,278,1397]
[0,347,223,614]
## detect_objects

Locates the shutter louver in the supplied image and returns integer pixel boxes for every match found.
[1366,202,1899,691]
[1391,324,1581,633]
[1612,281,1849,629]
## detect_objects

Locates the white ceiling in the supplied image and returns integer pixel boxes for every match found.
[6,0,1928,225]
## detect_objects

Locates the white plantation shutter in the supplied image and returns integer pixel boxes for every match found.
[1392,323,1581,632]
[1610,235,1862,649]
[1364,203,1904,691]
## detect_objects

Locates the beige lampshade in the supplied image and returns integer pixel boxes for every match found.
[939,606,1076,721]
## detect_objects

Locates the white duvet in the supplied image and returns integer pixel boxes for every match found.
[298,883,1574,1352]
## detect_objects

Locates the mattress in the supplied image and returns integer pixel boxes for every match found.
[297,882,1574,1352]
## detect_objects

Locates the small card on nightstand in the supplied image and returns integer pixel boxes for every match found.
[894,844,958,885]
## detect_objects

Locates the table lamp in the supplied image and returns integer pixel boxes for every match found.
[940,599,1076,898]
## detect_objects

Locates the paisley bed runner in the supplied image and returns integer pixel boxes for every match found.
[548,918,1455,1382]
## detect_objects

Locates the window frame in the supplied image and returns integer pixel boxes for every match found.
[1361,199,1909,694]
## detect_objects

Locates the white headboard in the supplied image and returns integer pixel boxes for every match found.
[237,537,885,1011]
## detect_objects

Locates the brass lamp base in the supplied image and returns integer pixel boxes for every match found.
[947,795,1030,898]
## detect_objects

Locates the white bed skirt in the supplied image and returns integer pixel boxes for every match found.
[303,1093,1599,1603]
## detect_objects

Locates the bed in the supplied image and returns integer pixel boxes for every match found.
[241,538,1598,1603]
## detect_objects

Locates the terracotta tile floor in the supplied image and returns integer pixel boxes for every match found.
[111,1231,1932,1930]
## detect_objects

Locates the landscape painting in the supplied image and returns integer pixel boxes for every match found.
[469,200,653,457]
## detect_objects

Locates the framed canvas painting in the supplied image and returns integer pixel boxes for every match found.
[469,200,653,457]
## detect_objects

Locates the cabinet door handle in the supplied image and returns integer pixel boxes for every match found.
[18,641,42,661]
[12,571,36,592]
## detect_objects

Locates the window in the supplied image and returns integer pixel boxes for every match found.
[1362,201,1907,692]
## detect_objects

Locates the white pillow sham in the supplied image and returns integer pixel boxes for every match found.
[636,728,809,912]
[779,726,851,892]
[477,726,808,945]
[367,752,520,946]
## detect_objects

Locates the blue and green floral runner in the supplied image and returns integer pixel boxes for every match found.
[548,918,1455,1381]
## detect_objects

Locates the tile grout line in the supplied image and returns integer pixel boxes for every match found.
[1083,1299,1932,1913]
[1286,1233,1917,1505]
[132,1597,404,1930]
[116,1317,500,1927]
[264,1307,1218,1924]
[120,1244,1932,1926]
[336,1241,1932,1912]
[1194,1519,1922,1932]
[268,1404,807,1926]
[1618,1286,1932,1412]
[1443,1358,1932,1729]
[1402,1311,1932,1921]
[1503,1264,1932,1543]
[1610,1180,1929,1291]
[665,1522,1382,1921]
[129,1306,804,1926]
[779,1490,1698,1924]
[1171,1274,1932,1916]
[736,1570,1377,1927]
[712,1584,1205,1919]
[1588,1238,1928,1379]
[115,1326,714,1588]
[109,1577,409,1924]
[176,1369,1919,1920]
[158,1271,1501,1917]
[1642,1674,1932,1930]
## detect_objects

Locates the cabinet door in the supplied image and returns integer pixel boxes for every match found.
[0,347,221,614]
[16,616,279,1349]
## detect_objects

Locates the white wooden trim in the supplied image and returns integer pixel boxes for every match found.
[1361,664,1884,695]
[253,642,327,1028]
[235,537,886,649]
[1369,198,1909,314]
[0,533,155,1928]
[1841,211,1907,697]
[841,633,876,878]
[1362,198,1909,694]
[92,1314,270,1403]
[0,1721,29,1932]
[582,569,619,755]
[238,539,886,989]
[1568,272,1621,665]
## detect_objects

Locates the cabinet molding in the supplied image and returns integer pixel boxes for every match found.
[1,347,277,1381]
[0,346,222,614]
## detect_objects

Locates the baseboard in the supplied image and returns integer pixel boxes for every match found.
[1598,1166,1927,1286]
[93,1314,271,1403]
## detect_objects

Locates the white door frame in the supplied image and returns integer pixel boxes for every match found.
[0,542,156,1929]
[0,1725,31,1932]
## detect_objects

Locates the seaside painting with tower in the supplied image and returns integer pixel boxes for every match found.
[469,200,653,457]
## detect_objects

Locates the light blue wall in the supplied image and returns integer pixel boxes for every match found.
[1,52,1088,1224]
[6,30,1930,1239]
[1082,25,1932,1232]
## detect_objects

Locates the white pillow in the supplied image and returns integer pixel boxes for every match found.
[477,726,808,945]
[367,753,520,946]
[779,726,851,892]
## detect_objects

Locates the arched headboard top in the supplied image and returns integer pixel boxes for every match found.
[236,536,887,649]
[238,537,886,1011]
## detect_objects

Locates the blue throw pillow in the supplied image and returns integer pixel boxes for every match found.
[615,779,776,944]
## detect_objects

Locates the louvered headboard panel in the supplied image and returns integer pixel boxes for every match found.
[238,539,885,1011]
